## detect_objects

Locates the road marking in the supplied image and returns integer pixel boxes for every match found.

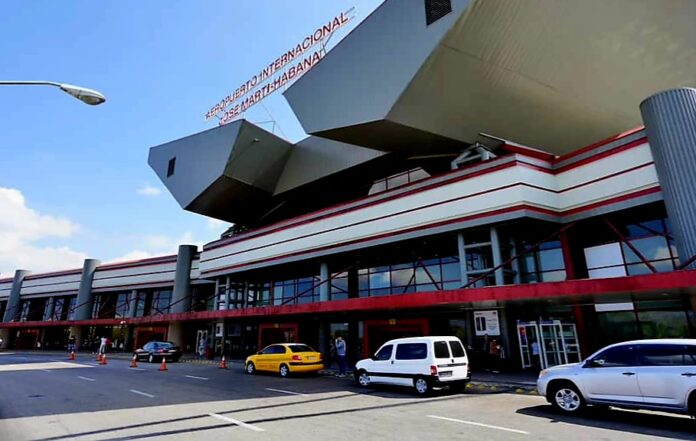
[0,362,91,372]
[78,376,96,382]
[0,352,16,356]
[130,367,145,371]
[40,369,52,373]
[208,413,264,432]
[185,375,209,380]
[427,415,529,435]
[129,389,155,398]
[265,387,308,397]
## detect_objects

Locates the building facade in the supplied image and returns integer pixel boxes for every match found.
[2,1,696,372]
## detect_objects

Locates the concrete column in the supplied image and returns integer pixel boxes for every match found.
[224,277,230,310]
[457,232,469,286]
[319,262,330,302]
[44,297,56,321]
[509,239,522,284]
[167,321,184,347]
[171,245,197,314]
[129,289,138,318]
[73,259,100,321]
[641,88,696,268]
[489,227,505,286]
[69,326,82,351]
[3,270,30,323]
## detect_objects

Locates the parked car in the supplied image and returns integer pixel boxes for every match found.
[245,343,323,377]
[134,341,182,363]
[537,339,696,416]
[354,336,470,396]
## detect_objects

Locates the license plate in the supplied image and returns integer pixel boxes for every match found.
[307,356,315,360]
[439,371,452,378]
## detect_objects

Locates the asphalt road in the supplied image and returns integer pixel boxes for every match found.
[0,352,694,441]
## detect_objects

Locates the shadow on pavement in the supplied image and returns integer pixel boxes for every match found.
[518,404,695,440]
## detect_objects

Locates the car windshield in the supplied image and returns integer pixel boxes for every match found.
[288,345,314,353]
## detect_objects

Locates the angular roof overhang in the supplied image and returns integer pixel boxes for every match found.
[148,120,387,225]
[285,0,696,154]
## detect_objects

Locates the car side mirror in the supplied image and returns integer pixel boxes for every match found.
[585,359,604,368]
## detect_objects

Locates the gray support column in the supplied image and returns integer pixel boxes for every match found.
[319,262,330,302]
[224,276,230,310]
[73,259,100,321]
[171,245,197,314]
[457,233,469,287]
[44,297,56,321]
[490,227,505,286]
[3,270,30,323]
[510,239,522,284]
[641,88,696,268]
[129,289,138,318]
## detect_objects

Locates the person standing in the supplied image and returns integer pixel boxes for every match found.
[531,340,541,370]
[98,336,107,355]
[335,336,347,377]
[67,335,76,353]
[198,336,207,359]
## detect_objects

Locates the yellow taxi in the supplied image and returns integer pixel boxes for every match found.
[245,343,323,377]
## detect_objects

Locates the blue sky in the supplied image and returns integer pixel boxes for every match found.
[0,0,384,277]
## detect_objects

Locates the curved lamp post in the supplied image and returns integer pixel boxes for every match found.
[0,81,106,105]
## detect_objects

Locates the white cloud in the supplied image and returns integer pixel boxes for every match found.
[136,184,162,197]
[107,231,203,265]
[105,250,157,264]
[0,187,87,276]
[206,218,231,234]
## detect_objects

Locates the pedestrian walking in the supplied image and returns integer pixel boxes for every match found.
[531,340,541,370]
[489,338,501,373]
[98,336,107,355]
[335,336,347,377]
[67,335,76,352]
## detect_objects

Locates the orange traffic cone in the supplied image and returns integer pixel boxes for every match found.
[130,354,138,368]
[68,351,75,361]
[159,357,168,371]
[219,355,228,370]
[96,353,102,362]
[99,354,107,365]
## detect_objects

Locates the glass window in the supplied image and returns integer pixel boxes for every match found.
[622,236,671,264]
[638,310,690,339]
[375,344,393,361]
[449,340,466,358]
[467,247,493,272]
[538,248,564,271]
[260,345,276,355]
[685,346,696,366]
[434,341,450,359]
[441,262,460,283]
[395,343,428,360]
[639,344,686,366]
[391,268,414,287]
[289,345,315,353]
[273,345,288,354]
[592,345,638,367]
[369,271,390,289]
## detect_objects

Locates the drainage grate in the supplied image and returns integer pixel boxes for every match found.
[425,0,453,26]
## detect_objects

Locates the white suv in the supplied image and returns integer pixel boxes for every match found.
[537,339,696,416]
[354,336,470,395]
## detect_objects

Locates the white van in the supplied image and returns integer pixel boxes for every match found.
[354,336,470,395]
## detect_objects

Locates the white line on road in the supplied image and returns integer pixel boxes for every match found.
[40,369,52,373]
[129,389,155,398]
[427,415,529,435]
[78,376,96,382]
[130,368,145,371]
[208,413,264,432]
[265,388,308,396]
[185,375,209,380]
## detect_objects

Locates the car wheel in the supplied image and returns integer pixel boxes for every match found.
[356,369,370,388]
[549,382,585,414]
[688,391,696,418]
[279,364,289,378]
[148,354,154,363]
[246,362,256,375]
[414,376,431,396]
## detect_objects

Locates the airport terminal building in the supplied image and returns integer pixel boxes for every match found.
[2,0,696,371]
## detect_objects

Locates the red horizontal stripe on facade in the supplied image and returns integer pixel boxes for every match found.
[3,270,695,329]
[555,126,645,163]
[96,254,178,271]
[24,269,82,281]
[554,137,648,173]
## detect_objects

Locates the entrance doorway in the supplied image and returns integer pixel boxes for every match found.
[15,329,39,350]
[258,323,298,348]
[363,318,429,358]
[516,320,581,369]
[134,326,167,349]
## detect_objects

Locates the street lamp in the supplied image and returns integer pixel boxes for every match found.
[0,81,106,105]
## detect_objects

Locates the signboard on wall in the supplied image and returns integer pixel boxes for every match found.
[474,310,500,336]
[205,8,355,126]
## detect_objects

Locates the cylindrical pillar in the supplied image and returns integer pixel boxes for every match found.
[73,259,100,321]
[319,262,330,302]
[490,227,505,285]
[457,232,469,287]
[171,245,197,314]
[641,88,696,268]
[3,270,30,323]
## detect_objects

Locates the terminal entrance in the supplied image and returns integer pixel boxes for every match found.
[258,323,298,348]
[363,318,429,358]
[517,320,581,370]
